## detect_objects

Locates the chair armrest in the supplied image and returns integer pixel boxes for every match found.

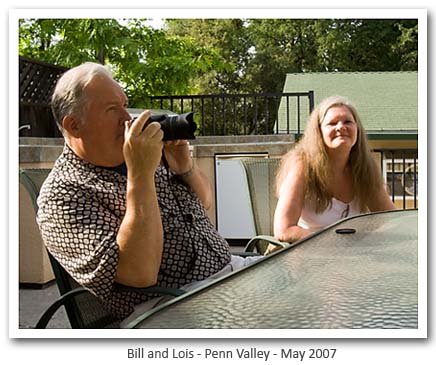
[35,285,185,329]
[234,251,261,257]
[113,284,186,297]
[244,235,291,254]
[35,288,89,329]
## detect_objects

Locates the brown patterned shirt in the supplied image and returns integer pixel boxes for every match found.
[37,145,231,319]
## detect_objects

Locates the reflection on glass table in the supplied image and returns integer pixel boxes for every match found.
[127,210,418,329]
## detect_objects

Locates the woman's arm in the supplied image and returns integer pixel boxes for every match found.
[368,185,397,212]
[273,158,314,243]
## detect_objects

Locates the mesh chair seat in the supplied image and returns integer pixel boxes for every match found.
[241,158,289,254]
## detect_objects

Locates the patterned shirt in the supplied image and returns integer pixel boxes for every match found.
[37,145,231,319]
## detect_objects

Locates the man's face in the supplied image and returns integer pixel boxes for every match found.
[78,75,131,167]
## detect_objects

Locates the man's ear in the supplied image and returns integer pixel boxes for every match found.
[62,115,82,138]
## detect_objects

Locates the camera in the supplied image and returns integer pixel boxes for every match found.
[132,111,197,141]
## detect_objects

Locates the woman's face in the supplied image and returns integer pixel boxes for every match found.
[320,105,358,153]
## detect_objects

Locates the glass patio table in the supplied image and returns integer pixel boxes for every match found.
[127,210,418,329]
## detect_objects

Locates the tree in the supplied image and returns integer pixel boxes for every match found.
[19,19,230,106]
[166,18,418,94]
[392,20,418,70]
[322,19,416,71]
[166,18,249,94]
[245,19,323,93]
[20,18,418,99]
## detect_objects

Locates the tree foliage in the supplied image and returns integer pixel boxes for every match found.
[20,18,418,99]
[19,18,230,106]
[166,18,418,94]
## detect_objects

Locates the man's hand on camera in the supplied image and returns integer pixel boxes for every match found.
[163,140,193,175]
[123,110,163,180]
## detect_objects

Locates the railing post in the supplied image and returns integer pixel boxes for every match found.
[222,95,226,135]
[201,97,205,136]
[308,90,315,112]
[402,152,406,209]
[297,96,301,138]
[243,96,247,135]
[286,95,290,134]
[413,157,417,208]
[212,96,216,135]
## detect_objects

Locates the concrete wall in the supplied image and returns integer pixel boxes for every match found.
[19,182,54,284]
[19,138,64,284]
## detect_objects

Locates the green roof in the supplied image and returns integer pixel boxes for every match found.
[277,71,417,134]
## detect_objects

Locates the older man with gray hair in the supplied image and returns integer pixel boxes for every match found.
[37,62,260,321]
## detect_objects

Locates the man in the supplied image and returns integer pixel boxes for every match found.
[37,62,258,320]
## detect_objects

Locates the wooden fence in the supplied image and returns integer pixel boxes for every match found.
[19,56,67,137]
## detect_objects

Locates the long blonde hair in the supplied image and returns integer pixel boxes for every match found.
[276,95,384,213]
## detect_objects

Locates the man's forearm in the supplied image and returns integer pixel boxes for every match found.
[115,178,163,287]
[179,165,213,210]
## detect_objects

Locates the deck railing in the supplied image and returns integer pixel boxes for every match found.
[373,149,418,209]
[149,91,315,137]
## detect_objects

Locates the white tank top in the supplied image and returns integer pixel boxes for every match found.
[298,198,362,230]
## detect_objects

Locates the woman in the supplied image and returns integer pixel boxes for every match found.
[273,95,396,244]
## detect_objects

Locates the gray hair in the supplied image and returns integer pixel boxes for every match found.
[51,62,113,135]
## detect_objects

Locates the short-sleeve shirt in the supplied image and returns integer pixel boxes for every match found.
[37,145,231,319]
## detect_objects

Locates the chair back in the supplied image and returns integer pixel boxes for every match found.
[19,168,119,328]
[241,158,281,236]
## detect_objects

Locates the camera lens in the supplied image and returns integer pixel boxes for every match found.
[130,112,197,141]
[151,112,197,141]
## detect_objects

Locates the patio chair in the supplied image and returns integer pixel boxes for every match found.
[240,158,290,254]
[19,168,184,329]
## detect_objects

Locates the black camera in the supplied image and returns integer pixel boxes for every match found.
[132,112,197,141]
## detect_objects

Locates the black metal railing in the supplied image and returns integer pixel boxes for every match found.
[374,149,418,209]
[19,55,315,139]
[149,91,315,137]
